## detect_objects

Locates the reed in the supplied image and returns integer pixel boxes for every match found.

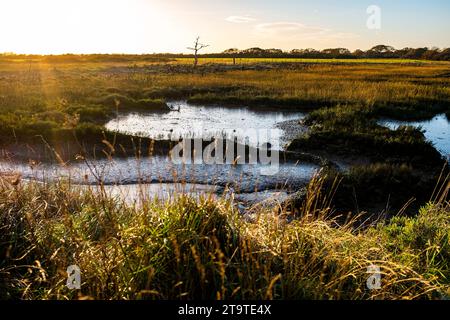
[0,171,448,300]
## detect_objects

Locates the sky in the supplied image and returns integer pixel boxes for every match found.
[0,0,449,54]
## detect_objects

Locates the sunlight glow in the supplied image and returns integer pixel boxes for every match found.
[0,0,448,54]
[0,0,178,54]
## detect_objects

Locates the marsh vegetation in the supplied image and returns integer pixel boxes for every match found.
[0,56,449,299]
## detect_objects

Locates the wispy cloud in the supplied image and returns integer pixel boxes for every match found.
[255,22,328,37]
[253,21,359,42]
[225,15,257,24]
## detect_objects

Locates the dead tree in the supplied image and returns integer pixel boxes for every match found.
[187,37,209,68]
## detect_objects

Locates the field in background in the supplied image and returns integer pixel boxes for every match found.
[2,54,450,66]
[1,55,448,149]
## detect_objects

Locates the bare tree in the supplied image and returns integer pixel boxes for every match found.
[187,36,209,68]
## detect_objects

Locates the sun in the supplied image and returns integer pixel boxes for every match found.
[0,0,176,54]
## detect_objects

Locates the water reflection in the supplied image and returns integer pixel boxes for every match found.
[378,114,450,158]
[105,101,305,150]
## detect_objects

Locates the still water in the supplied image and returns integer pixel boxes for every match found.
[105,101,305,150]
[378,114,450,158]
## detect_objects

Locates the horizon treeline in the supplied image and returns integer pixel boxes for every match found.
[220,45,450,61]
[1,45,450,62]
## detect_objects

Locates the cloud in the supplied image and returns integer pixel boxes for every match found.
[225,15,257,24]
[253,21,359,42]
[255,22,328,37]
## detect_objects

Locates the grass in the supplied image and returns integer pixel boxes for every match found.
[91,94,167,113]
[0,58,448,158]
[0,56,449,300]
[287,104,445,165]
[284,104,447,213]
[0,173,448,300]
[317,163,448,214]
[3,55,450,66]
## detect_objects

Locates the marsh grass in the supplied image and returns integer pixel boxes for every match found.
[0,59,448,150]
[288,104,445,167]
[0,169,448,300]
[1,57,449,300]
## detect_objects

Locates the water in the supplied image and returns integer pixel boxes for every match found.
[378,114,450,158]
[0,156,319,193]
[105,101,305,150]
[0,157,318,206]
[2,101,313,205]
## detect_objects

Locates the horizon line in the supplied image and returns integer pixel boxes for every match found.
[1,45,449,56]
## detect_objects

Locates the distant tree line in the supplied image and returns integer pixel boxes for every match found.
[1,45,449,62]
[217,45,450,61]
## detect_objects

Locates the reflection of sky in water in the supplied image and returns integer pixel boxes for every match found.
[105,101,305,150]
[1,101,315,197]
[379,114,450,158]
[0,156,319,193]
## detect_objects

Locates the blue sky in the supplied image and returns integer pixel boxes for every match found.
[0,0,449,53]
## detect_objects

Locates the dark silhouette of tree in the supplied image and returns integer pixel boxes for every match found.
[174,44,450,61]
[353,49,365,58]
[223,48,239,54]
[265,48,283,55]
[321,48,352,58]
[366,45,397,58]
[223,48,240,64]
[187,37,209,68]
[370,45,395,54]
[241,47,266,56]
[437,48,450,61]
[422,47,440,60]
[402,47,429,59]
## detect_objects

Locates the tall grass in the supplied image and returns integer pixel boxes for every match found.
[0,172,448,300]
[1,60,448,151]
[0,57,449,300]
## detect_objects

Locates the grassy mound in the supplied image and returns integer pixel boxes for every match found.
[288,105,444,166]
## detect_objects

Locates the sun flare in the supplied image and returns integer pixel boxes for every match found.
[0,0,177,54]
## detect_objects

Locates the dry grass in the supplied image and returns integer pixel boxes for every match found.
[1,60,448,147]
[0,172,448,300]
[0,57,449,300]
